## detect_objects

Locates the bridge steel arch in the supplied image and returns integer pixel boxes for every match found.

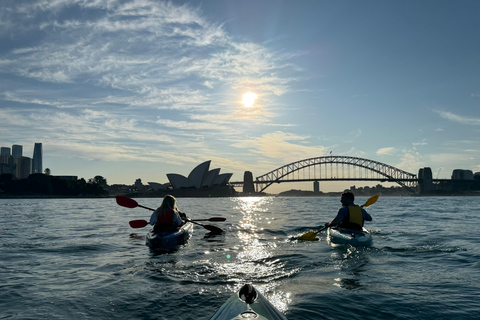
[254,156,418,193]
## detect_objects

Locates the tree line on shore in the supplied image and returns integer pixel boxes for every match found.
[0,173,108,196]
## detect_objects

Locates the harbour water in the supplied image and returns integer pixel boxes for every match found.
[1,196,479,319]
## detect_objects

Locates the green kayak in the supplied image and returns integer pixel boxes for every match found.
[209,284,287,320]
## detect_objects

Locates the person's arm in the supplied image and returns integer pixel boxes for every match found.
[178,211,187,221]
[149,211,157,225]
[325,207,347,227]
[172,211,183,225]
[362,208,372,221]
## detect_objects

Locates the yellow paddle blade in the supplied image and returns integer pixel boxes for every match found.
[362,194,379,207]
[297,231,318,241]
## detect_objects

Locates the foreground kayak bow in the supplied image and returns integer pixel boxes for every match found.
[209,284,287,320]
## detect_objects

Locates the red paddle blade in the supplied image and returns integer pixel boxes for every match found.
[129,219,149,228]
[116,196,139,209]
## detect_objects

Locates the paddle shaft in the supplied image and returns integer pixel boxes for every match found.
[116,196,224,233]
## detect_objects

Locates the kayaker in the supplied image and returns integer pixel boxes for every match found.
[325,192,372,230]
[149,195,187,232]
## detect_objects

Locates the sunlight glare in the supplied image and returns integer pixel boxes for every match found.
[241,92,258,108]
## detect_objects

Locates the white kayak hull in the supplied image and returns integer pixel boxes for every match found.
[146,222,194,249]
[209,284,287,320]
[327,227,372,246]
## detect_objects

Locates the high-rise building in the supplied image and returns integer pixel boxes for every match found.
[0,147,14,175]
[12,145,23,164]
[32,143,42,174]
[16,156,32,179]
[1,147,10,155]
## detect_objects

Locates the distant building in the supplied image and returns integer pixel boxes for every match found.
[1,147,11,155]
[12,145,22,164]
[0,155,14,175]
[16,156,32,179]
[452,169,474,180]
[0,154,12,165]
[32,143,42,174]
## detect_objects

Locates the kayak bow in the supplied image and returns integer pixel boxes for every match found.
[209,284,287,320]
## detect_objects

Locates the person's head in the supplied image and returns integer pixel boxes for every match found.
[160,194,177,210]
[341,192,354,206]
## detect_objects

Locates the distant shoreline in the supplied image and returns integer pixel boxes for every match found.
[1,192,479,199]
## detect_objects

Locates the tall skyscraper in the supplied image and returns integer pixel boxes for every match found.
[16,157,32,179]
[32,143,43,174]
[12,145,23,164]
[1,147,10,155]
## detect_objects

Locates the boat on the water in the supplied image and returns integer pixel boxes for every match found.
[146,221,194,249]
[327,227,372,246]
[209,284,287,320]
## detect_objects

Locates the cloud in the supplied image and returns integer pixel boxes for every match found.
[434,110,480,126]
[233,131,328,163]
[1,0,298,113]
[376,147,395,155]
[394,151,424,174]
[156,118,228,131]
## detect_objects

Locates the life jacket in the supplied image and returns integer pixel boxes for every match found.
[153,209,178,232]
[156,209,175,224]
[339,206,364,230]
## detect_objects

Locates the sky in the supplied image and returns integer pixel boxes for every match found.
[1,0,479,193]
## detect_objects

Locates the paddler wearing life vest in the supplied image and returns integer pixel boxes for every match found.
[149,195,187,232]
[325,192,372,230]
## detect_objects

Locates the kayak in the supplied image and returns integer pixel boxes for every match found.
[327,227,372,246]
[146,221,194,249]
[209,284,287,320]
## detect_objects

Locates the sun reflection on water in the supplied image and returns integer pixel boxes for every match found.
[210,197,292,312]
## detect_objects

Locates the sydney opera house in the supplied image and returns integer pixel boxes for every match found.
[148,161,233,194]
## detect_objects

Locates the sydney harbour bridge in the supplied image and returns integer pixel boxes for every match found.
[230,156,424,193]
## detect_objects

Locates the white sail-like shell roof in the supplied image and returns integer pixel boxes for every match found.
[188,161,211,189]
[148,182,169,191]
[163,160,233,189]
[214,173,233,186]
[166,174,194,189]
[203,168,220,187]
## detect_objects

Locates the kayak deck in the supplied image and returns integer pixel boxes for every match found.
[146,221,194,249]
[327,227,372,246]
[209,284,287,320]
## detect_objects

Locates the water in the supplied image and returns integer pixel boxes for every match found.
[1,196,479,319]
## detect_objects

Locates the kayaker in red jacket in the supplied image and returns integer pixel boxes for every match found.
[149,195,187,232]
[325,192,372,230]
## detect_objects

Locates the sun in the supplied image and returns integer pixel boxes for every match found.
[241,92,258,108]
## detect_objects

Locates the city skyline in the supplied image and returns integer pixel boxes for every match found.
[0,142,42,179]
[1,0,479,193]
